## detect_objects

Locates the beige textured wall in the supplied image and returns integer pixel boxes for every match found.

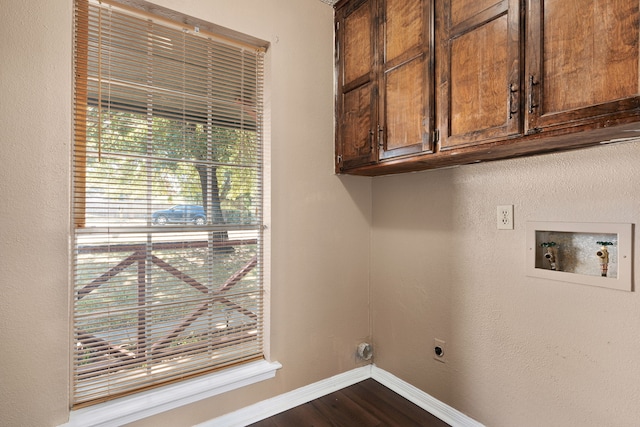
[371,141,640,427]
[0,1,73,426]
[5,0,640,426]
[0,1,372,426]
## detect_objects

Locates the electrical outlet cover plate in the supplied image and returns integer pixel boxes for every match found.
[497,205,514,230]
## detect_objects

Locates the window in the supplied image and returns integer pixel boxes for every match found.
[72,0,267,406]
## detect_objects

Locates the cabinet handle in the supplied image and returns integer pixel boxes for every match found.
[369,129,375,150]
[528,75,539,114]
[508,83,518,119]
[377,125,384,149]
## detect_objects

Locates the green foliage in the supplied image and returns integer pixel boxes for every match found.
[84,106,259,222]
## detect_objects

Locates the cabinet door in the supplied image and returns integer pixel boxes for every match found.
[525,0,640,133]
[378,0,434,160]
[336,0,378,172]
[437,0,522,150]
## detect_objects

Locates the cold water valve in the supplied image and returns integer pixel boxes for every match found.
[596,241,613,277]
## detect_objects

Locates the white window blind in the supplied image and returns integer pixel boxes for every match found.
[72,0,267,406]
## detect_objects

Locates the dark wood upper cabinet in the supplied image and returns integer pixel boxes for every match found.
[335,0,640,176]
[525,0,640,133]
[437,0,522,150]
[335,0,434,172]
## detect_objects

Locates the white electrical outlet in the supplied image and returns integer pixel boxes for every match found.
[497,205,514,230]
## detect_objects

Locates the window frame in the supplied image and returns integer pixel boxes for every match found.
[63,359,281,427]
[70,0,277,415]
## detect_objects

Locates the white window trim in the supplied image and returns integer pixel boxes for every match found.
[60,359,282,427]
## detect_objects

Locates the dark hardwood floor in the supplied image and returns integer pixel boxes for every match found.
[248,379,451,427]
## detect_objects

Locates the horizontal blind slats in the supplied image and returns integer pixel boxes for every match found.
[73,0,265,406]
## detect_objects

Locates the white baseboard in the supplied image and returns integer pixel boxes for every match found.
[202,364,484,427]
[197,366,371,427]
[371,366,484,427]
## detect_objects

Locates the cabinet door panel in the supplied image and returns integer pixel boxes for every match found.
[385,0,424,63]
[526,0,640,132]
[336,0,377,171]
[343,0,374,84]
[379,0,434,160]
[438,0,521,150]
[451,17,508,136]
[381,56,429,157]
[339,83,376,168]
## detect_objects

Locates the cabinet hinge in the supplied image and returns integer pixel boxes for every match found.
[377,125,384,148]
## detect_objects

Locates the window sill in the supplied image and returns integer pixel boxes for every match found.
[61,359,282,427]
